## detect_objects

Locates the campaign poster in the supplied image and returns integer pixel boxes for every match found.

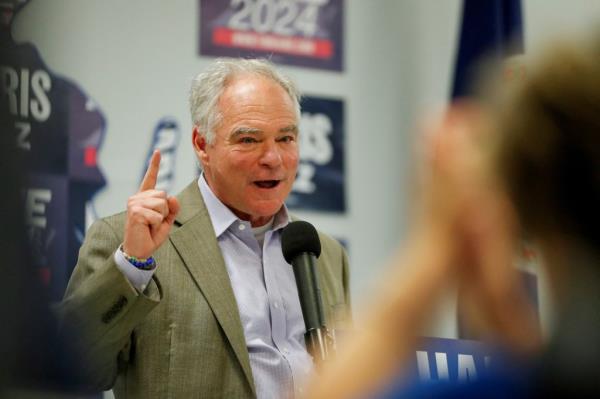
[199,0,344,71]
[24,175,69,300]
[139,117,181,194]
[1,4,107,300]
[287,95,345,212]
[413,337,495,383]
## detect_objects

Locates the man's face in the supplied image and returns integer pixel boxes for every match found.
[194,74,299,226]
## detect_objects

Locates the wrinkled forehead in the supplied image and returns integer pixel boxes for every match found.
[219,75,297,114]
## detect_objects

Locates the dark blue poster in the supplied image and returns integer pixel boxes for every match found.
[25,175,70,299]
[139,117,181,194]
[378,337,510,398]
[1,3,106,300]
[287,95,345,212]
[199,0,344,71]
[413,337,494,382]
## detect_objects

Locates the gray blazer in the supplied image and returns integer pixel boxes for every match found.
[60,181,351,398]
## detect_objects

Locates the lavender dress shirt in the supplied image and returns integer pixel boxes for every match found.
[116,176,313,398]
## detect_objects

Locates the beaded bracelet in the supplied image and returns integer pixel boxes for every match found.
[119,245,156,270]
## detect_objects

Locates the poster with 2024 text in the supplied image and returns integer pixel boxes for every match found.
[199,0,344,71]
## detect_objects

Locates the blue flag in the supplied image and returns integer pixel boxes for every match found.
[451,0,524,98]
[451,0,541,340]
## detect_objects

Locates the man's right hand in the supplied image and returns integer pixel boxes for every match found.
[123,150,180,259]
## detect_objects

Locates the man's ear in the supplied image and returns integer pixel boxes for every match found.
[192,127,209,165]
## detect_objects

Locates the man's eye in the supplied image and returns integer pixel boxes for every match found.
[240,137,257,144]
[279,135,295,143]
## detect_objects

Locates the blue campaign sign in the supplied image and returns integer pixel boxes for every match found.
[140,117,181,194]
[379,337,530,398]
[25,174,69,300]
[1,5,107,299]
[413,337,495,383]
[199,0,344,71]
[287,95,345,213]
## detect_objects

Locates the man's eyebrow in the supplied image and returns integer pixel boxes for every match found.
[230,127,262,138]
[230,125,298,137]
[279,125,298,135]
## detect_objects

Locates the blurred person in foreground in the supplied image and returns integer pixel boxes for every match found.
[58,58,351,398]
[307,35,600,398]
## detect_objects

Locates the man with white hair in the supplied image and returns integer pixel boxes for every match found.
[60,58,351,399]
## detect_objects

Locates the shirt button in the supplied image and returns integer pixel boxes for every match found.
[284,347,289,354]
[238,224,246,231]
[274,302,279,309]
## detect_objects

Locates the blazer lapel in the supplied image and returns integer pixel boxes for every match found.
[169,182,255,395]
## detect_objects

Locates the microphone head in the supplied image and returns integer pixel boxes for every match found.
[281,221,322,264]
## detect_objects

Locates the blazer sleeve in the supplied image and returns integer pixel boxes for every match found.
[341,246,352,325]
[57,217,162,391]
[316,232,353,330]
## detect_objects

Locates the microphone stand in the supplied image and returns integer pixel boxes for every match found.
[306,326,336,363]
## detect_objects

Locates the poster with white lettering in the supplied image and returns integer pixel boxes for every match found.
[139,117,181,194]
[1,4,106,300]
[287,95,345,212]
[199,0,344,71]
[414,337,495,383]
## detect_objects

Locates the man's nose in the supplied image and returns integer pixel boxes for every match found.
[259,140,283,168]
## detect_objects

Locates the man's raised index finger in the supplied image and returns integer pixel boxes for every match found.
[139,150,161,192]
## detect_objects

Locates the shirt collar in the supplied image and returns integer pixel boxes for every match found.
[197,174,291,237]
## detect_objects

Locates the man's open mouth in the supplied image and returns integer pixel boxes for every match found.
[254,180,281,189]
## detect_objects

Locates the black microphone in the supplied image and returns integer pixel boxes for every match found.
[281,221,330,361]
